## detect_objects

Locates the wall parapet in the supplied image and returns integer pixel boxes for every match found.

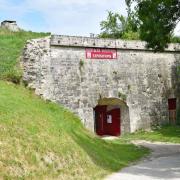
[51,35,180,52]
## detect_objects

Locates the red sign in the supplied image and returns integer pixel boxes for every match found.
[86,48,117,59]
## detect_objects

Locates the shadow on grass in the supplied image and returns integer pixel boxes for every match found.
[70,129,149,172]
[156,125,180,138]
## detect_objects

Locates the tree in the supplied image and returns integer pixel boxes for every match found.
[99,11,139,40]
[126,0,180,51]
[126,0,180,123]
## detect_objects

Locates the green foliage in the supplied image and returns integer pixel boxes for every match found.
[127,0,180,51]
[3,67,22,84]
[0,81,148,179]
[118,91,127,101]
[171,36,180,43]
[99,11,140,40]
[123,125,180,143]
[79,59,84,67]
[0,28,50,83]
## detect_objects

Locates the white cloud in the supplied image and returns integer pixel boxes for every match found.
[25,0,115,7]
[0,1,132,36]
[1,0,179,36]
[21,0,127,35]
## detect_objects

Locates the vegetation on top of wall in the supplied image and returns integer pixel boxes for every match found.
[0,28,50,83]
[171,36,180,44]
[99,8,180,48]
[126,0,180,51]
[99,11,140,40]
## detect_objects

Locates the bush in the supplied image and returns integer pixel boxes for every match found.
[3,68,22,84]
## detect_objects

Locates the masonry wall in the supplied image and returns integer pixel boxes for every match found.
[23,35,180,133]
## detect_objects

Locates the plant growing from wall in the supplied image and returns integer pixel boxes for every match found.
[99,93,102,100]
[128,85,131,91]
[118,91,127,101]
[113,71,117,75]
[79,59,85,72]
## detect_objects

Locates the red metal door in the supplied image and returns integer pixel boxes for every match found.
[106,108,121,136]
[94,106,107,136]
[168,98,176,125]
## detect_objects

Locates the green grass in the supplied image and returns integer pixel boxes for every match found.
[123,125,180,144]
[0,81,149,179]
[0,28,50,83]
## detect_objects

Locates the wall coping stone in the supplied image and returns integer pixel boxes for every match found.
[50,35,180,52]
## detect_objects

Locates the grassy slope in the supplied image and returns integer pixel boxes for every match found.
[0,28,50,82]
[0,29,148,179]
[0,81,148,179]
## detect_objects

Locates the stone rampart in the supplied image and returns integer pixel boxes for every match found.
[22,35,180,133]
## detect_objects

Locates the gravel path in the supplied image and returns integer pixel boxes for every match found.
[106,140,180,180]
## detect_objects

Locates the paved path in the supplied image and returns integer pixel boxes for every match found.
[106,141,180,180]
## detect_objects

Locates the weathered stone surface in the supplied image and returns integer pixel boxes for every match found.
[22,35,180,134]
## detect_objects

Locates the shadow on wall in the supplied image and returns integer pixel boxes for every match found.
[149,100,168,128]
[149,54,180,127]
[172,54,180,125]
[149,78,170,128]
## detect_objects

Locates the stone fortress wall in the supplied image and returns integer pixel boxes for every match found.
[22,35,180,134]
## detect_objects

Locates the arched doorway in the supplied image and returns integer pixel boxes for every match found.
[94,98,129,136]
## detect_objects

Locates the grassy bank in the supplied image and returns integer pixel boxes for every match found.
[123,126,180,144]
[0,28,50,83]
[0,81,149,179]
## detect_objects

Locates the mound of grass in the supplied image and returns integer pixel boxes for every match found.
[123,125,180,143]
[0,81,148,179]
[0,28,50,83]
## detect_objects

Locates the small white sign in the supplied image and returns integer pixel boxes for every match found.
[107,115,112,124]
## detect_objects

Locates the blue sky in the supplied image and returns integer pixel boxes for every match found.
[0,0,179,36]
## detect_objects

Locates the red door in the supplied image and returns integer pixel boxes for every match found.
[94,106,107,136]
[168,98,176,125]
[106,108,121,136]
[94,106,121,136]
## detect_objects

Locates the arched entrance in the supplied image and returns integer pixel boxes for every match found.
[94,98,129,136]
